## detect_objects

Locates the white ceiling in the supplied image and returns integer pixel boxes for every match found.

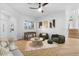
[6,3,79,18]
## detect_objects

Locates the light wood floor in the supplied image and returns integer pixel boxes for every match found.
[16,38,79,56]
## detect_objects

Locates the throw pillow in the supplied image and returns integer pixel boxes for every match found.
[0,40,9,48]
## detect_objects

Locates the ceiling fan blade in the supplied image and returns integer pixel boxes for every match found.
[42,3,48,6]
[29,7,38,9]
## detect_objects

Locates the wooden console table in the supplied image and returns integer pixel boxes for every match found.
[24,32,36,40]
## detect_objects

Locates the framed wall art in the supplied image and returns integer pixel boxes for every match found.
[24,20,34,29]
[53,19,55,28]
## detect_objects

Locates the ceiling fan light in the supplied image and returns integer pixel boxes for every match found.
[38,7,42,12]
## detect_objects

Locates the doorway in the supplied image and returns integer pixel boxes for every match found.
[68,18,79,38]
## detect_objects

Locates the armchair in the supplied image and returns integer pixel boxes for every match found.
[51,34,65,44]
[39,33,49,41]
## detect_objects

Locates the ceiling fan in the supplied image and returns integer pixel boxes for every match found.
[29,3,48,13]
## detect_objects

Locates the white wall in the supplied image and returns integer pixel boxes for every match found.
[0,20,8,38]
[0,10,17,39]
[17,15,36,39]
[36,11,66,39]
[0,4,36,39]
[7,17,17,38]
[1,4,76,40]
[0,4,20,39]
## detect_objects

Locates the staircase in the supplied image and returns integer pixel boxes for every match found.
[68,29,79,38]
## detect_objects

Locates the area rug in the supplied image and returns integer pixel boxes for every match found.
[25,40,58,51]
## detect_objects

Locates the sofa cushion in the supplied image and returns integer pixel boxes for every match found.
[0,41,8,48]
[53,37,59,42]
[51,34,59,38]
[0,39,9,48]
[8,38,17,51]
[11,49,23,56]
[0,47,10,56]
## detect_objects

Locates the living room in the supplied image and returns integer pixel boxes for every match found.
[0,3,79,56]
